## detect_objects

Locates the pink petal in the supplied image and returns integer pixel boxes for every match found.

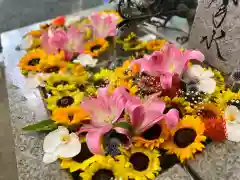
[125,99,145,130]
[144,94,165,113]
[86,126,112,154]
[40,32,58,54]
[184,50,205,63]
[114,127,131,147]
[164,109,180,129]
[139,112,164,133]
[160,73,173,89]
[49,29,68,49]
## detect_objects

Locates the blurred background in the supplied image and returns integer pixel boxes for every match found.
[0,0,104,33]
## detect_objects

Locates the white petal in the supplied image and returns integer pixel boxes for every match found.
[43,152,58,164]
[73,54,98,67]
[43,126,69,153]
[199,70,214,79]
[224,105,239,121]
[226,122,240,142]
[55,133,81,158]
[198,78,216,94]
[20,35,33,49]
[184,65,204,82]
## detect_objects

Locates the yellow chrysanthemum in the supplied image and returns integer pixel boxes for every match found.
[18,49,47,72]
[80,156,125,180]
[45,91,84,111]
[161,96,194,116]
[146,39,166,51]
[133,121,170,149]
[123,40,146,51]
[110,79,138,96]
[116,146,160,180]
[40,51,67,73]
[84,85,97,97]
[162,115,206,162]
[215,89,240,112]
[84,38,109,57]
[52,106,90,125]
[70,64,89,79]
[116,32,137,44]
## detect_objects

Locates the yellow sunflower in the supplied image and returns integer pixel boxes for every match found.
[93,69,114,82]
[109,79,138,95]
[80,156,125,180]
[162,115,206,162]
[40,51,67,73]
[18,49,47,72]
[215,89,240,112]
[146,39,166,52]
[45,91,84,111]
[84,38,109,57]
[45,73,89,94]
[115,146,160,180]
[161,96,194,116]
[133,121,170,149]
[52,106,90,125]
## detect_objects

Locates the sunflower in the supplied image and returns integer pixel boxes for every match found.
[80,156,125,180]
[45,91,84,111]
[18,49,47,72]
[70,64,89,78]
[115,146,160,180]
[40,51,67,73]
[162,115,206,162]
[93,69,114,82]
[84,38,109,57]
[45,73,89,93]
[109,79,138,96]
[161,96,194,117]
[133,121,170,149]
[215,89,240,112]
[146,39,166,52]
[52,106,90,125]
[61,141,101,172]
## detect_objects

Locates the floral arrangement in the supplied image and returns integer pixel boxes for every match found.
[18,10,240,180]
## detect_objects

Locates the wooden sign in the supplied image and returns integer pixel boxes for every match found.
[188,0,240,74]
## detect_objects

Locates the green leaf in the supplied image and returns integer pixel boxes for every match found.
[22,120,58,132]
[115,122,132,132]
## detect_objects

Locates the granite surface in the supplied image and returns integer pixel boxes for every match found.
[187,141,240,180]
[189,0,240,74]
[156,165,192,180]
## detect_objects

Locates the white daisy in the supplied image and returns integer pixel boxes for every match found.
[73,54,98,67]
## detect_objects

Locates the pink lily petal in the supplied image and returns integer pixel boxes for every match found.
[114,126,131,148]
[86,126,112,154]
[41,31,58,54]
[160,73,173,89]
[164,109,180,129]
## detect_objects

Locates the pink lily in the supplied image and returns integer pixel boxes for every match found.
[88,12,118,38]
[131,44,205,89]
[125,93,180,134]
[78,87,131,154]
[41,26,84,60]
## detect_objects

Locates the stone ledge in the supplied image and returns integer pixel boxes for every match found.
[156,165,192,180]
[187,141,240,180]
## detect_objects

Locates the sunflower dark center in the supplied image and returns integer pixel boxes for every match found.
[92,169,114,180]
[173,128,197,148]
[77,84,85,91]
[73,143,93,163]
[56,96,74,107]
[91,44,102,52]
[94,79,109,88]
[53,80,69,87]
[227,99,240,109]
[44,66,60,73]
[129,152,149,171]
[28,58,40,66]
[68,114,74,121]
[141,124,162,140]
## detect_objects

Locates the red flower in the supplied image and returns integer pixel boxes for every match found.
[52,16,65,26]
[203,117,227,142]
